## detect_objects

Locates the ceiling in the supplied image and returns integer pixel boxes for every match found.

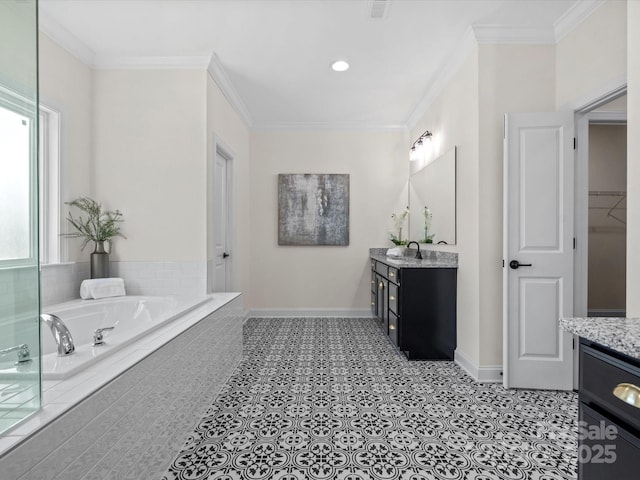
[39,0,598,129]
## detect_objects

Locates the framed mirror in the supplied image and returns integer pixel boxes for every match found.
[408,146,456,245]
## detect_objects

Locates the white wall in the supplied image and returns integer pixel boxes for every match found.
[409,50,481,365]
[627,0,640,316]
[39,33,93,262]
[477,44,556,366]
[206,73,251,295]
[556,0,627,109]
[249,129,406,312]
[92,69,207,262]
[0,0,37,97]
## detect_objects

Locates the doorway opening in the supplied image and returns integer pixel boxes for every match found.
[586,121,627,317]
[574,90,627,319]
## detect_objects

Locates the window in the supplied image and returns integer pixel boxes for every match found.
[39,105,60,265]
[0,89,37,264]
[0,87,61,266]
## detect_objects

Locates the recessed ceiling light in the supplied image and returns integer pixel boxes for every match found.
[331,60,350,72]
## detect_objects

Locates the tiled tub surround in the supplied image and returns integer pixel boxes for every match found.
[0,293,244,479]
[369,247,458,268]
[40,261,207,307]
[560,317,640,359]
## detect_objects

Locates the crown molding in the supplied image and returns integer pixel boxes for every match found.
[93,55,211,70]
[554,0,607,42]
[38,11,96,66]
[207,54,253,128]
[252,121,407,132]
[406,27,477,129]
[472,25,555,44]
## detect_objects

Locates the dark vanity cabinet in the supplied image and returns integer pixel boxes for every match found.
[370,258,456,359]
[578,339,640,478]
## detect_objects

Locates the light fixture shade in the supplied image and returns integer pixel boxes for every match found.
[410,146,419,162]
[409,130,433,163]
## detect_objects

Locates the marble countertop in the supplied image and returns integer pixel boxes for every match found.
[560,317,640,360]
[370,248,458,268]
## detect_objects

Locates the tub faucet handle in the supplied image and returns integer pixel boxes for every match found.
[93,326,115,347]
[0,343,32,365]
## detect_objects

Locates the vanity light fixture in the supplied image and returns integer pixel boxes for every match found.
[331,60,350,72]
[409,130,432,162]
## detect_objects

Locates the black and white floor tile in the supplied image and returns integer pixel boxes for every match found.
[163,318,578,480]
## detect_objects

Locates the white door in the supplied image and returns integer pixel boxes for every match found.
[503,112,574,390]
[213,150,230,291]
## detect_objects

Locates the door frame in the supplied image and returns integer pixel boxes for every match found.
[572,85,627,388]
[207,135,236,293]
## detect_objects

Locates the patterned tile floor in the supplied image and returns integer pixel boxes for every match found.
[164,318,578,480]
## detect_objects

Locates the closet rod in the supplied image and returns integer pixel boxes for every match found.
[589,190,626,197]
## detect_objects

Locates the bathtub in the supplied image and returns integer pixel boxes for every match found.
[40,295,207,380]
[0,291,243,463]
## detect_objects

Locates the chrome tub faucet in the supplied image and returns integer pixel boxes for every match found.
[41,313,75,356]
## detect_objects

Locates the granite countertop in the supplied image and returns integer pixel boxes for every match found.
[560,317,640,360]
[369,248,458,268]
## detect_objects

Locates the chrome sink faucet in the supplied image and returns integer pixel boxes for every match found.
[41,313,75,356]
[406,241,423,259]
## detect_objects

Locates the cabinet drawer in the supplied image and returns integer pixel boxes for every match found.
[388,311,399,346]
[388,282,398,315]
[387,266,399,284]
[580,343,640,432]
[375,262,388,277]
[579,403,640,479]
[371,269,377,293]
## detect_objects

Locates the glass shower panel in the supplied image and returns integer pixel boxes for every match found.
[0,0,41,434]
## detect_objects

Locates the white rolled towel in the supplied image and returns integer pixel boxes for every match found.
[80,278,126,300]
[386,247,405,258]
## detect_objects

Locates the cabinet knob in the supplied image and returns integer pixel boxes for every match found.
[389,295,395,301]
[389,324,396,330]
[371,302,375,306]
[613,383,640,408]
[389,272,395,277]
[378,282,384,289]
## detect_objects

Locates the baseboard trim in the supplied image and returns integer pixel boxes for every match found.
[455,349,502,383]
[248,308,373,318]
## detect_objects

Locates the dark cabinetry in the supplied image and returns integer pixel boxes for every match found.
[370,258,456,359]
[578,339,640,478]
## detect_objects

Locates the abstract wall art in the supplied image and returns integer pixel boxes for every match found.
[278,173,350,246]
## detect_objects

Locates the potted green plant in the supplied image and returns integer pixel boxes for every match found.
[63,197,125,278]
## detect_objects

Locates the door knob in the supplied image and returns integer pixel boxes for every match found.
[509,260,532,269]
[222,252,230,258]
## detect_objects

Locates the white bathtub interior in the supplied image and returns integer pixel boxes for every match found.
[40,296,205,380]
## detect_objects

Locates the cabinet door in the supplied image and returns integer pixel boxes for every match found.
[388,282,398,316]
[377,277,388,331]
[579,404,640,479]
[370,268,377,316]
[388,311,399,346]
